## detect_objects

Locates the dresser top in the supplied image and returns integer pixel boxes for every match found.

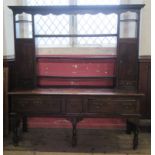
[8,88,143,96]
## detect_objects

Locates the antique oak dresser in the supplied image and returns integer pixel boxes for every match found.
[8,4,144,149]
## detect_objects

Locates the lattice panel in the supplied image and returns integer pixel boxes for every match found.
[77,14,118,34]
[30,0,119,47]
[77,37,117,47]
[26,0,120,5]
[26,0,69,5]
[77,0,120,5]
[35,14,69,35]
[35,37,70,47]
[35,37,117,47]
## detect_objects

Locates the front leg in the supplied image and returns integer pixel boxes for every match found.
[69,117,83,147]
[71,118,77,147]
[133,125,139,150]
[10,113,20,146]
[126,119,132,134]
[127,119,139,150]
[22,115,28,132]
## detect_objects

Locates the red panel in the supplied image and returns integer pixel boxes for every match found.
[37,61,115,77]
[28,117,126,129]
[37,56,116,87]
[38,78,113,87]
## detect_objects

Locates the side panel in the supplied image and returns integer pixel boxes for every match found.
[138,56,151,119]
[15,39,36,88]
[117,39,138,90]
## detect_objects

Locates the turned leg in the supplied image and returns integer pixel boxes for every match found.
[126,119,139,150]
[133,125,139,150]
[126,119,132,134]
[22,115,28,132]
[69,117,83,147]
[71,118,77,147]
[10,113,20,146]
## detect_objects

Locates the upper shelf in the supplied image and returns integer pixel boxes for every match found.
[8,5,145,15]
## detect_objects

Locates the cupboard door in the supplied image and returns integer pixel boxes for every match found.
[117,39,138,90]
[15,39,36,88]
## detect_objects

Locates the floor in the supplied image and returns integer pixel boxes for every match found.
[3,128,151,155]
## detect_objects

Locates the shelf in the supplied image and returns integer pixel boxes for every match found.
[15,20,32,23]
[35,34,118,38]
[38,76,116,79]
[120,19,138,22]
[36,55,117,61]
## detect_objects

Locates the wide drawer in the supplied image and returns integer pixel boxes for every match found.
[87,98,139,115]
[12,96,62,113]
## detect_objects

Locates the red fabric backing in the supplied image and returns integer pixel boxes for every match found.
[38,78,113,86]
[28,118,126,129]
[37,56,116,87]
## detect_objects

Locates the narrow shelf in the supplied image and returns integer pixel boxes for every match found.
[35,34,118,38]
[120,19,138,22]
[15,20,32,23]
[38,76,116,79]
[36,55,117,60]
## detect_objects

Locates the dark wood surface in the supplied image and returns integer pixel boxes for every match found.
[8,88,143,96]
[3,66,9,136]
[117,39,138,90]
[138,56,151,119]
[9,89,142,148]
[15,39,36,89]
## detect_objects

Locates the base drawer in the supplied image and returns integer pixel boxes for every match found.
[87,98,139,115]
[12,96,62,113]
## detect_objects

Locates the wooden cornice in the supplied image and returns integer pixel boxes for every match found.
[8,5,145,15]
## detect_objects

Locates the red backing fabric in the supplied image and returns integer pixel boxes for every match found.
[37,56,116,87]
[28,118,126,129]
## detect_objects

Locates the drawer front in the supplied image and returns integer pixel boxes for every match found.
[112,99,138,114]
[12,96,62,113]
[66,97,83,113]
[87,98,138,115]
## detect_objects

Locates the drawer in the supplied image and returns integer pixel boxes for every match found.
[66,97,83,113]
[12,96,62,113]
[87,98,119,114]
[119,100,138,114]
[87,98,138,115]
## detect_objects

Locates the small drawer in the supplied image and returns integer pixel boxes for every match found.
[66,98,83,113]
[87,98,119,114]
[87,98,138,115]
[120,100,138,114]
[12,96,62,113]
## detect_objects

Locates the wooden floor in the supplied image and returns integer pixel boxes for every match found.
[4,128,151,155]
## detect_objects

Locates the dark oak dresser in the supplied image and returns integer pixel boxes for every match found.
[8,5,145,149]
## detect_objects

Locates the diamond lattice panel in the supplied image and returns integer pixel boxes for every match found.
[35,14,69,35]
[27,0,69,5]
[35,37,70,47]
[77,14,118,34]
[77,0,120,5]
[77,37,117,47]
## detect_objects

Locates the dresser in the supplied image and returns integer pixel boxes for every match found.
[8,5,145,149]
